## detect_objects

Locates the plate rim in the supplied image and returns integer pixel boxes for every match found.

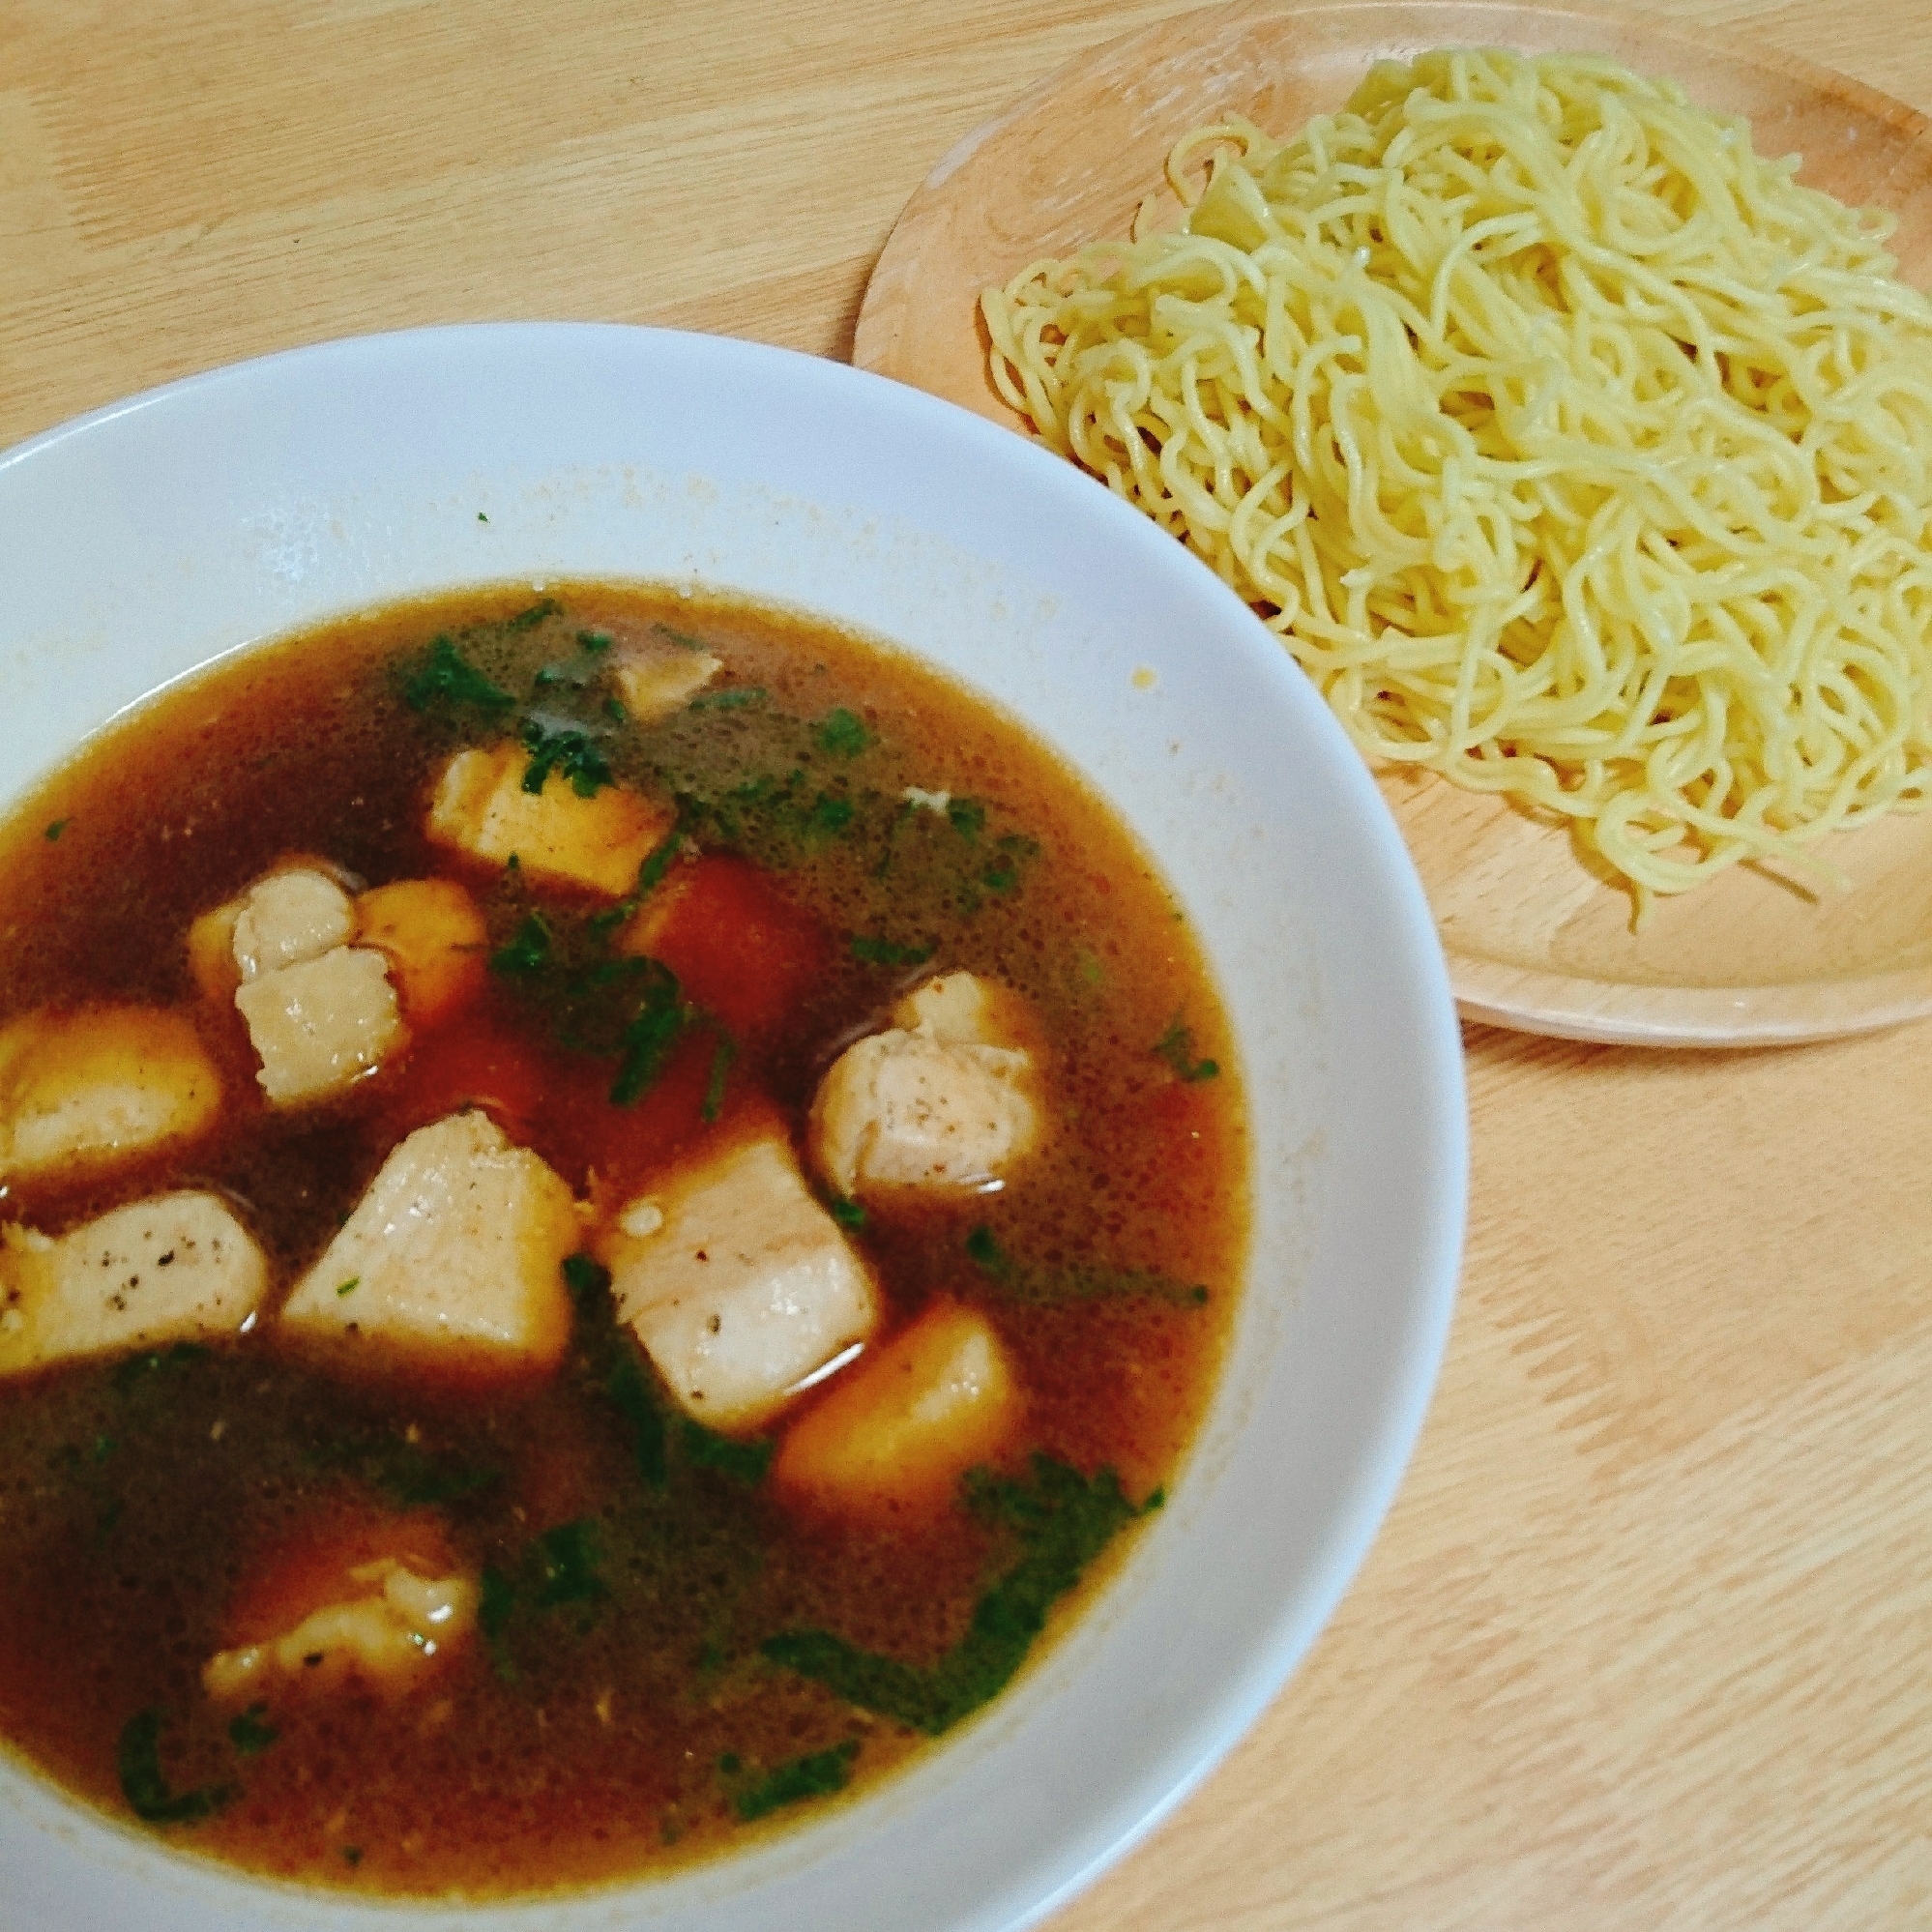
[853,0,1932,1049]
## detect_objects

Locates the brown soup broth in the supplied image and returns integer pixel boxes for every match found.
[0,585,1247,1894]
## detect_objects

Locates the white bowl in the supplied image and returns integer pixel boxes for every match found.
[0,325,1466,1932]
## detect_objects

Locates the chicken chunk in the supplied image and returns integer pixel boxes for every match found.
[279,1110,578,1378]
[427,743,673,898]
[809,973,1039,1198]
[0,1005,221,1190]
[0,1191,267,1376]
[231,867,356,980]
[610,630,721,722]
[204,1558,477,1704]
[774,1300,1024,1518]
[604,1131,879,1433]
[234,946,406,1106]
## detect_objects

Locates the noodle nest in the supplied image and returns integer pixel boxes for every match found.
[983,49,1932,910]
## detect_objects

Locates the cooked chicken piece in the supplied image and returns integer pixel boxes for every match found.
[231,867,356,980]
[610,631,721,722]
[186,861,354,1004]
[774,1300,1024,1517]
[604,1130,879,1433]
[278,1110,577,1377]
[897,970,1004,1044]
[234,946,406,1106]
[354,877,487,1028]
[0,1190,267,1376]
[0,1005,221,1189]
[809,972,1039,1198]
[427,743,673,898]
[203,1558,477,1703]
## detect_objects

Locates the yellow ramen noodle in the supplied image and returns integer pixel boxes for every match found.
[984,49,1932,908]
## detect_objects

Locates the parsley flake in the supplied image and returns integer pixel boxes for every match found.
[729,1739,861,1821]
[1152,1016,1219,1083]
[401,635,514,720]
[227,1704,278,1756]
[116,1710,230,1827]
[815,708,872,758]
[762,1456,1155,1735]
[849,934,935,968]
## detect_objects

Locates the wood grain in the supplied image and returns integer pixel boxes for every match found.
[4,0,1931,1926]
[854,0,1932,1044]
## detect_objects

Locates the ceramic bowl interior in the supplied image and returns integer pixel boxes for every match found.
[0,324,1466,1932]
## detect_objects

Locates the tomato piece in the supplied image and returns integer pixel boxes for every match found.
[376,1015,549,1147]
[620,855,828,1041]
[544,1026,738,1206]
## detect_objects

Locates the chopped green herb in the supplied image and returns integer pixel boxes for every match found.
[849,934,935,968]
[519,716,615,798]
[816,708,872,758]
[804,791,855,841]
[91,1433,117,1462]
[479,1566,519,1681]
[577,629,614,653]
[227,1704,278,1757]
[401,635,515,719]
[116,1710,229,1827]
[1152,1016,1219,1083]
[682,1420,774,1486]
[965,1224,1012,1278]
[482,1516,610,1676]
[44,818,68,842]
[112,1341,211,1392]
[488,895,693,1107]
[730,1739,861,1821]
[534,1517,606,1608]
[505,597,563,632]
[562,1252,612,1309]
[604,696,628,721]
[946,798,986,842]
[632,824,686,899]
[762,1455,1154,1735]
[701,1033,737,1123]
[826,1194,867,1231]
[477,511,489,523]
[606,1346,668,1487]
[608,960,690,1106]
[307,1431,500,1509]
[336,1277,360,1299]
[688,687,767,711]
[718,1751,743,1775]
[489,911,553,978]
[652,621,714,654]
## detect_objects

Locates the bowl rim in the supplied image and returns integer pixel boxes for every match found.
[0,320,1469,1932]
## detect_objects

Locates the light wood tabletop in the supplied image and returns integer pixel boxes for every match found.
[5,2,1930,1927]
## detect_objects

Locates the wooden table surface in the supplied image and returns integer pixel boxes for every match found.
[5,2,1930,1926]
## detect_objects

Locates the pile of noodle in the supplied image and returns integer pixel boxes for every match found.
[982,49,1932,910]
